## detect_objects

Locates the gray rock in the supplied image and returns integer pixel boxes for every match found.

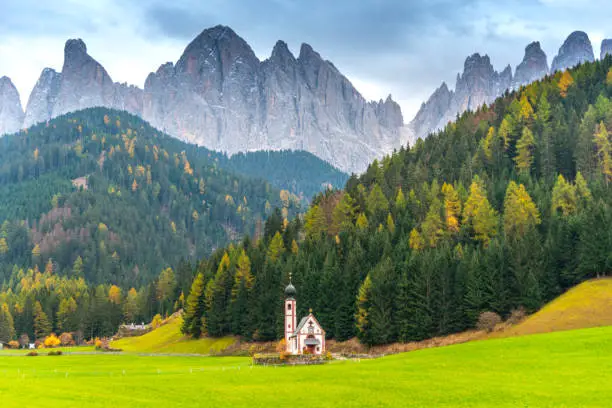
[0,76,24,136]
[551,31,594,73]
[601,39,612,60]
[23,68,62,128]
[513,42,549,89]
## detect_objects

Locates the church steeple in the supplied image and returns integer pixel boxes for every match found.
[284,272,297,354]
[285,272,296,298]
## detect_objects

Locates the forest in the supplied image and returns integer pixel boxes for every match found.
[3,56,612,345]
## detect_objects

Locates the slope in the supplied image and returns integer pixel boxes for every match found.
[499,278,612,337]
[0,107,296,286]
[111,315,235,354]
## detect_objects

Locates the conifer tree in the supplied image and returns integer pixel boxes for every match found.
[409,228,425,251]
[515,127,536,173]
[421,198,444,248]
[266,232,285,263]
[355,274,373,346]
[442,183,461,234]
[463,177,498,246]
[551,175,577,216]
[181,272,206,337]
[304,205,327,237]
[593,121,612,184]
[0,303,15,341]
[33,301,51,340]
[503,182,541,240]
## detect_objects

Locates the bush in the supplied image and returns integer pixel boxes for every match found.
[477,311,502,333]
[59,332,75,346]
[276,338,287,353]
[8,340,19,349]
[26,351,38,357]
[44,333,61,348]
[507,307,527,325]
[48,350,63,356]
[151,314,163,329]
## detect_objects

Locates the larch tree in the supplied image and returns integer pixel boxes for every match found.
[551,174,577,216]
[355,274,373,346]
[442,183,461,234]
[304,205,327,237]
[266,232,285,263]
[409,228,425,251]
[421,198,445,248]
[181,272,206,337]
[33,301,51,340]
[0,303,15,341]
[462,177,498,246]
[558,71,574,97]
[515,127,536,174]
[593,121,612,184]
[503,182,541,240]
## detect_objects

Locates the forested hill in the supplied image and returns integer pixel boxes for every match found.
[0,108,301,287]
[179,56,612,345]
[218,150,348,201]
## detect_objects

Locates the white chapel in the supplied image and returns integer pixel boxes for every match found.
[284,279,326,355]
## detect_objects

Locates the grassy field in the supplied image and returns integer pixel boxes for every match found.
[111,316,236,354]
[2,325,612,407]
[499,278,612,337]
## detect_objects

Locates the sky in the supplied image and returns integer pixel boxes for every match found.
[1,0,612,121]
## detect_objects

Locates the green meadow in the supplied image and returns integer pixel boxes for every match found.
[1,326,611,407]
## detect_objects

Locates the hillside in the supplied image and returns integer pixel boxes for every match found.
[0,107,298,286]
[112,315,235,354]
[3,325,612,407]
[179,56,612,346]
[499,278,612,337]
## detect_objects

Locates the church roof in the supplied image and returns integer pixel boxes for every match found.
[292,313,325,336]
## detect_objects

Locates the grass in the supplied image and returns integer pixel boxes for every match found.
[1,325,612,407]
[111,316,236,354]
[499,278,612,337]
[0,346,95,355]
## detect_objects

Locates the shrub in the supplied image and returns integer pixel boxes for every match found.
[43,333,61,348]
[19,333,30,349]
[507,307,527,325]
[94,338,103,349]
[59,332,75,346]
[325,351,333,361]
[151,314,163,329]
[276,338,287,353]
[26,351,38,357]
[48,350,63,356]
[8,341,20,349]
[477,311,502,333]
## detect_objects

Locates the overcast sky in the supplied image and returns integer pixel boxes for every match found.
[1,0,612,120]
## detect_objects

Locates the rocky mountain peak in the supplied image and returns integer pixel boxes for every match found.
[601,39,612,60]
[551,31,594,72]
[23,68,62,128]
[513,41,549,89]
[0,76,24,136]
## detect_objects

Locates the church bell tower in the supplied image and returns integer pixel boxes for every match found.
[284,273,297,354]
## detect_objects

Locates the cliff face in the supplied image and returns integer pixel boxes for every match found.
[18,26,403,173]
[0,77,24,136]
[551,31,594,73]
[141,26,403,173]
[513,41,549,89]
[410,54,511,141]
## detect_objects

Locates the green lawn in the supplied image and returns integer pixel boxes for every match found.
[1,326,612,407]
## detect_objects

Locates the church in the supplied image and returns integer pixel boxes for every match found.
[284,279,326,355]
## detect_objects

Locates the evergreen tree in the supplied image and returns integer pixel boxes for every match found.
[0,303,15,341]
[33,301,51,340]
[181,272,206,337]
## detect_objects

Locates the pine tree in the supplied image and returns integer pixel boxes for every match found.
[558,71,574,97]
[463,177,498,246]
[0,303,15,341]
[72,256,84,277]
[515,127,536,174]
[304,205,327,237]
[331,193,357,235]
[57,297,78,332]
[355,274,373,346]
[365,183,389,217]
[503,182,541,240]
[551,175,577,216]
[181,273,206,337]
[33,301,51,340]
[593,121,612,184]
[421,198,444,248]
[124,288,139,323]
[266,232,285,263]
[442,183,461,234]
[356,213,369,230]
[0,238,7,256]
[395,187,407,210]
[409,228,425,251]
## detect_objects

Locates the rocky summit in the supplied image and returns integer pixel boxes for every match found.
[15,25,404,173]
[601,39,612,60]
[410,53,511,141]
[551,31,594,73]
[0,76,24,136]
[513,41,549,89]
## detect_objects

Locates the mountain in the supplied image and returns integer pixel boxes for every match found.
[410,53,512,141]
[142,26,403,173]
[18,26,403,173]
[512,41,549,89]
[410,31,596,142]
[0,77,24,135]
[0,107,300,286]
[551,31,594,73]
[601,39,612,60]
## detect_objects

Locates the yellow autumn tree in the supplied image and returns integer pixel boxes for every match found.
[518,95,534,122]
[503,181,541,239]
[551,174,577,216]
[462,176,498,246]
[408,228,424,251]
[108,285,122,305]
[558,71,574,97]
[514,127,536,173]
[593,121,612,184]
[421,198,444,248]
[442,183,461,234]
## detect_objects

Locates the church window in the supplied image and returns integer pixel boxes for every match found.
[287,304,292,310]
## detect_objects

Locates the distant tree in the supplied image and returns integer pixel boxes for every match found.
[33,302,51,340]
[0,303,15,341]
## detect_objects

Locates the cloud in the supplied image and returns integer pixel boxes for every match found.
[1,0,612,120]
